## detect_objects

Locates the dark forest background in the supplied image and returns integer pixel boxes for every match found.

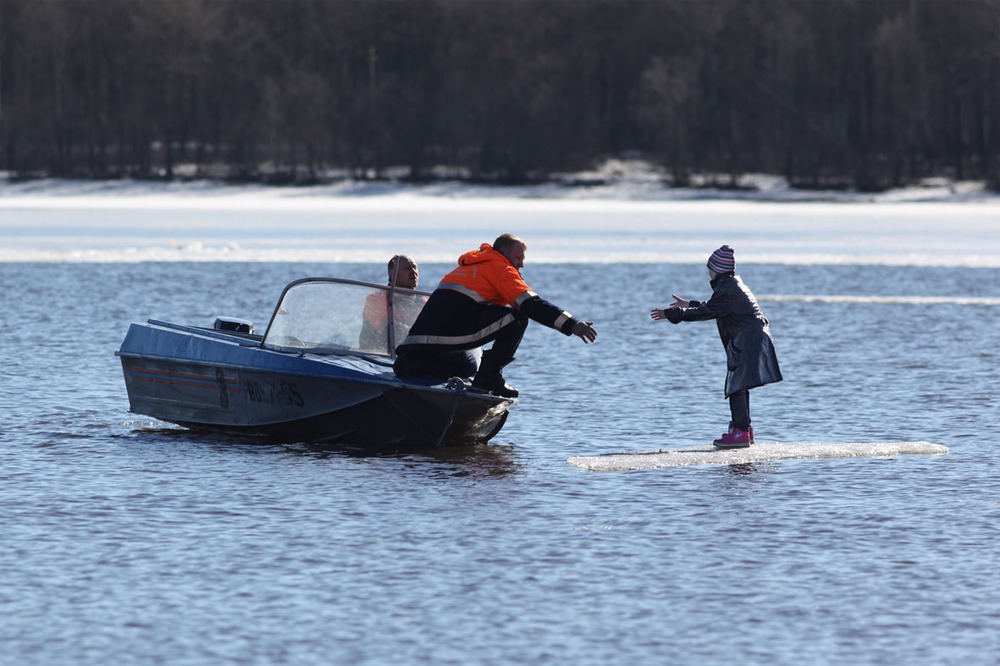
[1,0,998,191]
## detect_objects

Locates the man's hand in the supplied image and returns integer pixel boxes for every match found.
[572,321,597,344]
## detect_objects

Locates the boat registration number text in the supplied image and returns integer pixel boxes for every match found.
[243,379,305,407]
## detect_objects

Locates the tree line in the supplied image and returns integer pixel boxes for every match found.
[1,0,998,191]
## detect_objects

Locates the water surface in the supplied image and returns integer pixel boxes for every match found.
[0,196,1000,666]
[1,209,998,665]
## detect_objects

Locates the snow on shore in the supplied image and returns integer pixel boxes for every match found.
[0,163,997,265]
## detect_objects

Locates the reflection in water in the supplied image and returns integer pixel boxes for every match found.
[120,426,524,485]
[118,426,294,462]
[702,462,775,504]
[286,439,523,479]
[411,441,523,479]
[713,461,780,489]
[123,424,522,478]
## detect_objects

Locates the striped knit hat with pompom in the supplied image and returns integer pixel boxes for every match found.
[707,245,735,273]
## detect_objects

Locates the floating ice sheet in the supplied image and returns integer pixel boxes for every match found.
[568,441,949,471]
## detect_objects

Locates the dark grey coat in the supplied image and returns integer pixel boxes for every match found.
[665,273,782,397]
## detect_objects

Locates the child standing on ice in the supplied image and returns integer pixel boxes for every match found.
[650,245,783,448]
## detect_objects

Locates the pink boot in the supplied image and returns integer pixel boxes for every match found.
[714,427,753,449]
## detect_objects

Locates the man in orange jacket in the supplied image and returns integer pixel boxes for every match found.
[394,234,598,397]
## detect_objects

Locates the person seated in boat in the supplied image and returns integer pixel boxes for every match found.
[359,255,426,352]
[393,234,598,397]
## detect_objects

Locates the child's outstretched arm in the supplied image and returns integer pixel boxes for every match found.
[651,293,690,321]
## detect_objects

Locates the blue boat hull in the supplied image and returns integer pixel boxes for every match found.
[117,321,513,450]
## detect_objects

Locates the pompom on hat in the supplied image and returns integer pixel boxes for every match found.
[707,245,736,273]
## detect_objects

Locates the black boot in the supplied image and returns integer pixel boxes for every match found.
[471,350,519,398]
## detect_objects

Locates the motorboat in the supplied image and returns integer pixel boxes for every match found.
[116,277,514,450]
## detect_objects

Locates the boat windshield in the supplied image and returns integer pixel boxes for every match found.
[262,278,429,357]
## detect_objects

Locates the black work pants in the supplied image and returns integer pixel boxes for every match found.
[394,311,528,380]
[481,311,528,362]
[729,389,751,430]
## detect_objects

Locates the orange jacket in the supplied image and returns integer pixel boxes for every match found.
[396,242,578,352]
[437,243,536,308]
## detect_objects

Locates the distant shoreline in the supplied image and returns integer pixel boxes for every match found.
[0,171,996,205]
[2,180,998,266]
